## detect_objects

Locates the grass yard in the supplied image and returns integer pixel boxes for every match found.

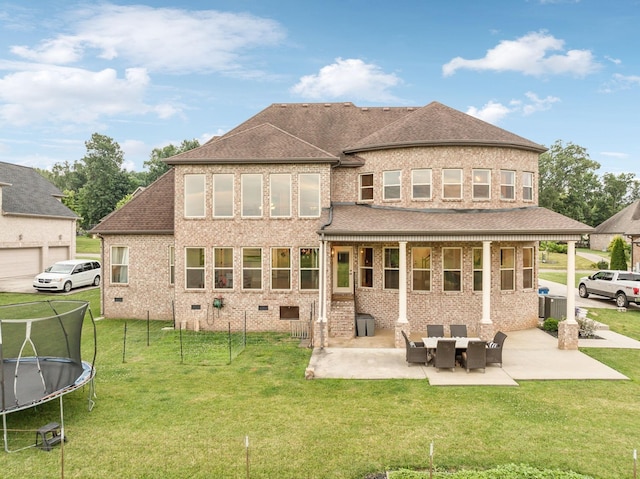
[1,290,640,478]
[75,235,101,255]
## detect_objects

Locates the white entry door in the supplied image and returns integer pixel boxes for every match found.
[332,246,352,294]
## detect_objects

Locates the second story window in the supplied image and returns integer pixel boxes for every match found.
[472,169,491,200]
[412,169,432,200]
[184,174,205,217]
[523,172,533,201]
[359,173,373,201]
[383,170,401,200]
[500,170,515,200]
[270,174,291,217]
[242,174,262,217]
[442,169,462,199]
[299,173,320,217]
[213,174,233,217]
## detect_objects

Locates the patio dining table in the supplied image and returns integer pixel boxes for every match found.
[421,337,481,349]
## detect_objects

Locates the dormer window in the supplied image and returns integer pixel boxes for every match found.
[359,173,374,201]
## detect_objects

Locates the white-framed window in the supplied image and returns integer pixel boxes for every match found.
[383,247,399,290]
[241,174,262,217]
[213,174,234,217]
[472,169,491,200]
[500,247,515,290]
[412,169,432,200]
[500,170,516,200]
[169,246,175,285]
[383,170,401,200]
[242,247,262,290]
[214,247,233,289]
[443,247,462,292]
[111,246,129,284]
[299,173,321,217]
[299,248,319,290]
[412,247,431,291]
[184,174,205,217]
[185,247,205,289]
[523,172,534,201]
[270,174,291,217]
[359,247,374,288]
[473,247,482,291]
[359,173,374,201]
[271,247,291,290]
[442,169,462,199]
[523,247,534,289]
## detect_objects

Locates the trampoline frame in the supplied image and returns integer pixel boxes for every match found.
[0,300,97,453]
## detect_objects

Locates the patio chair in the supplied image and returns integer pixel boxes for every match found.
[433,339,456,371]
[450,324,467,337]
[486,331,507,367]
[461,340,486,373]
[401,331,428,365]
[426,325,444,337]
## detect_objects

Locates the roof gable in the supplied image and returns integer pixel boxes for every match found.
[345,102,546,153]
[593,200,640,236]
[0,161,77,219]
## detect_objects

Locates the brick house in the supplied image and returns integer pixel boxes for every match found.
[91,101,591,346]
[590,200,640,271]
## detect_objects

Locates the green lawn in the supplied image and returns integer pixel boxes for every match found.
[2,289,640,478]
[75,235,101,255]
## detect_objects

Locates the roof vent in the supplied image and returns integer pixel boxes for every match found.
[280,104,287,108]
[302,104,309,108]
[383,107,390,111]
[324,103,331,107]
[407,107,415,111]
[361,107,369,111]
[343,103,351,107]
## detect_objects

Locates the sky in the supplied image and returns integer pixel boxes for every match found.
[1,0,639,177]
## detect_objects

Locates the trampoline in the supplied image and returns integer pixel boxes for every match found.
[0,300,96,452]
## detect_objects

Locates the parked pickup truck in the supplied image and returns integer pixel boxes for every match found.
[578,270,640,308]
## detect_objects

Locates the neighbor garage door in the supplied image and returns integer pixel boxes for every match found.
[47,246,71,266]
[0,247,40,279]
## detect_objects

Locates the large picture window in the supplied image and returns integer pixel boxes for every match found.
[271,248,291,290]
[111,246,129,284]
[359,247,374,288]
[300,248,319,290]
[501,170,515,200]
[299,174,321,217]
[472,169,491,199]
[523,247,534,289]
[384,247,399,290]
[412,247,431,291]
[270,174,291,217]
[185,247,205,289]
[443,169,462,199]
[412,169,432,200]
[359,173,373,201]
[500,247,515,290]
[443,248,462,291]
[383,170,401,200]
[242,174,262,217]
[184,174,205,217]
[213,174,234,217]
[242,248,262,289]
[214,247,233,289]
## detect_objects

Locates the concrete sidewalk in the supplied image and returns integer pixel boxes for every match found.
[307,328,633,385]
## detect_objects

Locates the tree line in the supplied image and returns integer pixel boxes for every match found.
[38,134,639,232]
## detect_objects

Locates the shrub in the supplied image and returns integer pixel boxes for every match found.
[577,316,598,338]
[609,236,628,271]
[543,317,559,332]
[596,259,609,269]
[540,241,568,254]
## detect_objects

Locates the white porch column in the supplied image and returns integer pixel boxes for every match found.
[315,239,328,348]
[481,240,492,324]
[565,240,577,324]
[398,241,408,324]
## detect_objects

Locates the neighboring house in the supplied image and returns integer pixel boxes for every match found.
[591,200,640,271]
[0,161,78,279]
[91,102,591,346]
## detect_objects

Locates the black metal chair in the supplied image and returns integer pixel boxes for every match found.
[450,324,467,337]
[461,340,487,373]
[434,339,456,371]
[426,325,444,337]
[486,331,507,367]
[401,331,428,365]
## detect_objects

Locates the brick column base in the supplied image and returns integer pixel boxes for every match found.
[313,320,328,348]
[395,322,409,349]
[478,322,494,342]
[558,320,579,350]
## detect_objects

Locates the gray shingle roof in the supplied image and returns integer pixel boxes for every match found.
[593,200,640,236]
[90,168,174,234]
[0,161,77,219]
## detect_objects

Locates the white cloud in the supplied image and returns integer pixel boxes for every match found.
[521,91,560,115]
[466,91,560,124]
[466,101,512,124]
[442,31,599,77]
[291,58,402,102]
[600,151,629,159]
[605,55,622,65]
[10,4,285,75]
[602,73,640,93]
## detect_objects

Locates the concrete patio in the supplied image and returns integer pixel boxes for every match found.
[307,327,636,385]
